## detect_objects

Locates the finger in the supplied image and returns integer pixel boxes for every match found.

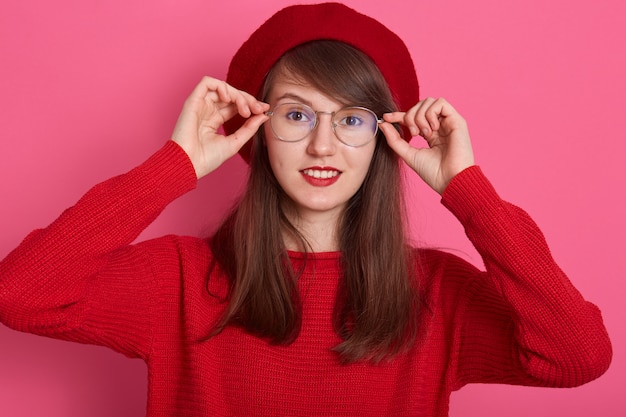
[379,122,417,167]
[189,76,221,101]
[232,87,269,114]
[426,97,458,133]
[205,78,253,116]
[382,111,405,124]
[383,110,421,137]
[225,113,270,150]
[386,99,436,138]
[193,76,228,104]
[224,85,269,118]
[424,102,442,133]
[403,103,423,137]
[198,77,268,116]
[214,80,233,105]
[413,97,437,137]
[216,98,268,126]
[216,102,240,124]
[233,93,252,118]
[428,99,468,140]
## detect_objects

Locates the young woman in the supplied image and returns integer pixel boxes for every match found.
[0,3,612,416]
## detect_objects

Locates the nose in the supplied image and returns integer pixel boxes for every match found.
[306,113,337,156]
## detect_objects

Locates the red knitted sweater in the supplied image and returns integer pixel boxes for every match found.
[0,141,611,416]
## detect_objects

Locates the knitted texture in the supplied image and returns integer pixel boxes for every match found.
[0,141,612,416]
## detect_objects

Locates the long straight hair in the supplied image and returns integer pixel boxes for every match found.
[209,41,419,363]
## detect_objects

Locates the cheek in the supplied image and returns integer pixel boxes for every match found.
[346,145,376,176]
[265,140,298,179]
[265,129,308,172]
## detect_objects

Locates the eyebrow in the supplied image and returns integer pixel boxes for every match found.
[274,93,313,107]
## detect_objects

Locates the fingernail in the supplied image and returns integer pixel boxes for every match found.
[410,126,419,136]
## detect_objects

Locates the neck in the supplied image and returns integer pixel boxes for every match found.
[283,207,342,253]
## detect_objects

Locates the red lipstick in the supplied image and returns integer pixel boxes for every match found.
[300,166,341,187]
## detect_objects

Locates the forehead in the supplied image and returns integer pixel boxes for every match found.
[266,70,348,110]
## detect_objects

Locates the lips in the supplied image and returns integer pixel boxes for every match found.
[302,168,340,179]
[301,166,341,186]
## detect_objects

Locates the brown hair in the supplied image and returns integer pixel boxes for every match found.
[209,41,419,363]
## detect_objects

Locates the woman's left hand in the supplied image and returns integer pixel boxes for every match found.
[379,97,475,195]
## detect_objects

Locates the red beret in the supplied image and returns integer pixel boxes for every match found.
[225,2,419,162]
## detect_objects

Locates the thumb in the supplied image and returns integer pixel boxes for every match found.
[379,122,416,168]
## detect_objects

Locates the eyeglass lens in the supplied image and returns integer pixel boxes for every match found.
[268,103,378,147]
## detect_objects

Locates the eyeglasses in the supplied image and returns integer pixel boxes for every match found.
[264,103,382,147]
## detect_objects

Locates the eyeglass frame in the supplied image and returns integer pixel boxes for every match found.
[264,102,383,147]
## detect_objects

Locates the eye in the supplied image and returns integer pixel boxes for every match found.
[337,113,365,128]
[335,108,378,132]
[278,104,314,124]
[286,110,310,123]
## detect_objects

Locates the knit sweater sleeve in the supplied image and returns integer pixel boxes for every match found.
[0,141,198,359]
[439,166,612,390]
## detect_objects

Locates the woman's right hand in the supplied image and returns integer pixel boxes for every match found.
[171,76,269,178]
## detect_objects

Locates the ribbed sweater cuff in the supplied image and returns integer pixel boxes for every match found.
[440,166,502,225]
[140,140,198,204]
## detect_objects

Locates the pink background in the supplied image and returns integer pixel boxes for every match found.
[1,0,624,415]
